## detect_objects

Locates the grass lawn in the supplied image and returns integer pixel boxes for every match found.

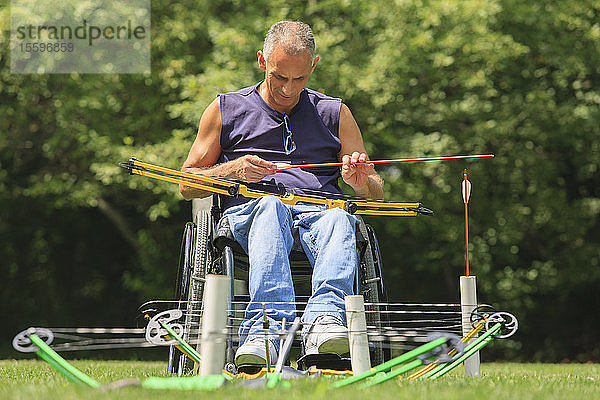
[0,360,598,400]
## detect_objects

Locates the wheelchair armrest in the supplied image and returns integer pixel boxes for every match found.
[213,215,246,255]
[355,221,368,258]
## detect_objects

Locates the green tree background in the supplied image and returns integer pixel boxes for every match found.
[1,0,598,361]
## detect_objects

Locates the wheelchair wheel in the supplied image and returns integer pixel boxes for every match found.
[357,222,385,366]
[167,222,194,374]
[177,209,212,375]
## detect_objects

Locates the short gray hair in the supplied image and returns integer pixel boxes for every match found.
[263,21,315,61]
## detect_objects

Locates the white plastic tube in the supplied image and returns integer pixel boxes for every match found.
[199,274,230,376]
[345,295,371,375]
[460,275,481,377]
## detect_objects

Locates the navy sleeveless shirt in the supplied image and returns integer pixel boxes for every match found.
[218,82,343,209]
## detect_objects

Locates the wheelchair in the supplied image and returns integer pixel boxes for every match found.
[170,194,388,375]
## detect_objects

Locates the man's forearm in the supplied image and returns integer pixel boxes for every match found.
[179,162,239,200]
[180,155,278,200]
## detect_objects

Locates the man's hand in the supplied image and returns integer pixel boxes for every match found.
[341,151,377,191]
[232,155,277,182]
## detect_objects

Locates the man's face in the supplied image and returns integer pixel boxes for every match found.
[258,45,319,113]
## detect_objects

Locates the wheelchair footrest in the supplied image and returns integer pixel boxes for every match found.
[297,353,351,371]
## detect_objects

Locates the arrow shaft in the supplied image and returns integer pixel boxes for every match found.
[465,200,469,276]
[273,154,494,171]
[463,169,470,277]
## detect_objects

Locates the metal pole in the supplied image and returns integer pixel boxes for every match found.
[199,274,230,376]
[460,275,480,376]
[345,295,371,375]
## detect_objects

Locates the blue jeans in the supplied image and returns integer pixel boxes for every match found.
[223,196,359,346]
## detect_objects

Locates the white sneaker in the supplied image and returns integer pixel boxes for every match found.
[235,336,278,366]
[303,315,349,355]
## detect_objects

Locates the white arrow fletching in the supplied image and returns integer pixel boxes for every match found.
[462,179,472,204]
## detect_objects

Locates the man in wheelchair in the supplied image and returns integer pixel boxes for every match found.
[179,20,384,368]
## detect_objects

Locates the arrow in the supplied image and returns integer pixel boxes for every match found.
[270,154,494,172]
